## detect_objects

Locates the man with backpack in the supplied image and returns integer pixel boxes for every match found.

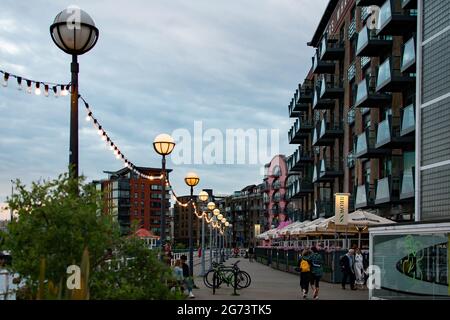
[298,248,312,299]
[310,246,324,299]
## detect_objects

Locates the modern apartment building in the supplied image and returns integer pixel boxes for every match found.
[286,0,417,222]
[368,0,450,299]
[173,190,225,247]
[218,184,266,248]
[94,167,171,236]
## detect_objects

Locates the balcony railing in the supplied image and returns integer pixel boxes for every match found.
[318,118,344,140]
[356,25,393,57]
[348,106,356,125]
[347,152,356,168]
[318,158,344,181]
[400,167,415,200]
[286,179,314,199]
[376,115,414,149]
[319,33,345,61]
[361,56,371,69]
[348,61,356,81]
[355,75,391,109]
[375,176,400,205]
[377,0,417,36]
[355,128,388,158]
[287,147,314,172]
[297,80,314,103]
[348,16,357,40]
[376,56,415,93]
[319,74,344,99]
[400,104,415,136]
[360,6,371,22]
[312,50,336,74]
[355,183,376,209]
[401,37,416,74]
[313,87,335,110]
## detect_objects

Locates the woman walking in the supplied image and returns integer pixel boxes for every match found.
[354,248,365,289]
[298,248,312,299]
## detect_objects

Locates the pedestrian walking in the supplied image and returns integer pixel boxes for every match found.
[309,246,324,299]
[354,248,365,288]
[298,248,312,299]
[248,246,254,262]
[180,255,195,298]
[171,259,184,293]
[340,249,356,290]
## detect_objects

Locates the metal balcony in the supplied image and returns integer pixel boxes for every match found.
[356,0,386,6]
[318,158,344,181]
[348,16,357,40]
[356,25,393,57]
[402,0,417,10]
[401,37,416,74]
[312,124,333,147]
[293,87,310,112]
[376,0,417,36]
[400,104,415,137]
[319,74,344,99]
[297,80,314,103]
[375,115,414,150]
[316,200,334,218]
[355,128,389,159]
[288,98,299,118]
[376,56,415,93]
[287,147,314,172]
[375,176,400,205]
[355,76,391,109]
[355,183,376,209]
[288,117,314,144]
[312,51,335,74]
[347,152,356,168]
[319,33,344,61]
[400,167,415,200]
[287,179,314,199]
[347,106,356,125]
[313,87,335,110]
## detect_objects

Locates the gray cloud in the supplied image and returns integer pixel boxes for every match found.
[0,0,327,202]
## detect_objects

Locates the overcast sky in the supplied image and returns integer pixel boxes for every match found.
[0,0,327,210]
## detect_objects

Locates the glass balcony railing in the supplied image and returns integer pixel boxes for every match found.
[347,152,355,168]
[377,58,391,89]
[355,183,375,209]
[319,33,344,61]
[400,104,415,136]
[357,25,393,57]
[348,16,357,39]
[377,0,417,36]
[376,118,391,147]
[355,129,379,158]
[402,0,417,10]
[400,167,415,199]
[348,61,356,81]
[376,56,415,92]
[348,106,356,125]
[375,176,399,204]
[401,37,416,73]
[312,165,318,183]
[355,79,369,106]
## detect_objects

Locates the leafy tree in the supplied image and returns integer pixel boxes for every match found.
[0,172,182,300]
[0,173,117,299]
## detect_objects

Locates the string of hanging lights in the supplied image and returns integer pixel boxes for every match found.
[0,69,70,97]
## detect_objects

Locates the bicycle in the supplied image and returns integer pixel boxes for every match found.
[203,260,251,289]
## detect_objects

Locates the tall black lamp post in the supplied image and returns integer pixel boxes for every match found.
[184,172,200,278]
[50,8,99,179]
[153,134,176,247]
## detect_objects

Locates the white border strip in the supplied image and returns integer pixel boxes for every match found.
[421,92,450,109]
[421,159,450,171]
[422,25,450,46]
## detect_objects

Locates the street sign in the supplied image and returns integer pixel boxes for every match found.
[334,193,350,226]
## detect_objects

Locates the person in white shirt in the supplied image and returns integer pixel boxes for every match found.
[354,248,365,288]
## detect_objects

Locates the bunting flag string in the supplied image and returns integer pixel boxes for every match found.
[0,69,70,97]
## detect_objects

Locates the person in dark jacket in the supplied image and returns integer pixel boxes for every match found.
[310,246,324,299]
[340,249,356,290]
[180,255,195,298]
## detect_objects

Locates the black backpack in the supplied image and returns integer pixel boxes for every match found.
[339,255,346,269]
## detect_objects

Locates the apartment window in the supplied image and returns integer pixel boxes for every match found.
[134,192,138,199]
[134,209,138,216]
[141,192,145,199]
[380,158,392,179]
[151,185,162,191]
[363,113,371,131]
[349,80,356,107]
[141,209,145,216]
[152,202,162,208]
[151,193,162,199]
